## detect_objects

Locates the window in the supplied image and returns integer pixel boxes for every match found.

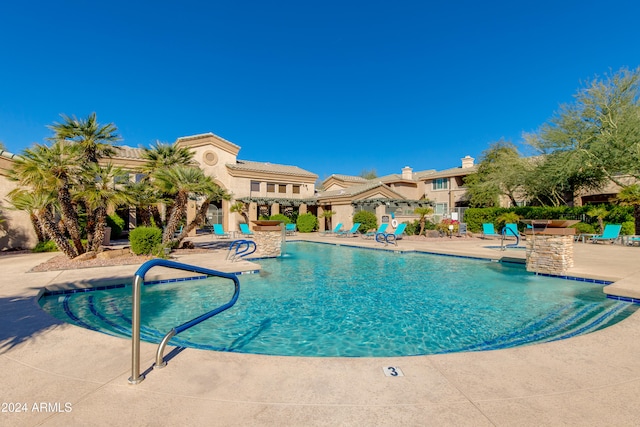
[251,181,260,192]
[278,184,287,194]
[434,203,448,216]
[267,183,276,193]
[432,178,448,190]
[292,185,301,194]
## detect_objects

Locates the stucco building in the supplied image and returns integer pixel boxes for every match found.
[0,131,482,249]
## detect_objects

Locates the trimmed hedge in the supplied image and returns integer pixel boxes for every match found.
[129,226,162,255]
[296,213,318,233]
[107,213,125,239]
[464,205,634,233]
[353,211,377,234]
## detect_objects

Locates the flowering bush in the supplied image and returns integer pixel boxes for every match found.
[436,219,459,235]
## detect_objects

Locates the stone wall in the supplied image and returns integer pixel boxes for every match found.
[253,230,283,258]
[525,234,574,275]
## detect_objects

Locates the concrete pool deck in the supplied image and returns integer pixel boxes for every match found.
[1,234,639,426]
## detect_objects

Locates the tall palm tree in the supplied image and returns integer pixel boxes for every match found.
[141,141,195,175]
[47,112,120,163]
[77,163,133,251]
[10,141,85,256]
[140,141,196,228]
[49,113,121,241]
[152,165,219,243]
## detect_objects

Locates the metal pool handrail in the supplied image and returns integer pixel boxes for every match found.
[128,259,240,385]
[226,239,257,262]
[501,226,520,250]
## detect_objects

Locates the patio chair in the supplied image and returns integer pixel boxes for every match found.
[337,223,362,237]
[213,223,231,239]
[362,223,388,239]
[285,223,297,236]
[239,223,254,237]
[625,236,640,246]
[590,224,622,244]
[375,223,407,245]
[482,223,500,239]
[320,222,343,236]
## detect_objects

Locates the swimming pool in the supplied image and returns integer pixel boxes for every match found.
[39,242,637,357]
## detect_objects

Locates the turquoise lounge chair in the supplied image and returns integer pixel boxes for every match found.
[376,223,407,245]
[590,224,622,244]
[321,222,343,236]
[363,223,388,239]
[482,223,500,239]
[285,223,297,236]
[337,222,361,237]
[239,223,254,237]
[213,224,231,239]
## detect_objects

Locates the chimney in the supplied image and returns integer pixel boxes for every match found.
[461,155,474,169]
[401,166,413,180]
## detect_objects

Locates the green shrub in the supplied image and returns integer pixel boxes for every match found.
[404,219,420,235]
[269,214,291,224]
[621,221,635,236]
[106,213,125,239]
[129,226,162,255]
[571,222,596,234]
[353,211,377,234]
[32,240,59,253]
[296,213,318,233]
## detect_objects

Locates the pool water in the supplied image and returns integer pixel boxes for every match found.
[39,242,636,357]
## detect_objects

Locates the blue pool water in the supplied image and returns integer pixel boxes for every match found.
[39,242,636,357]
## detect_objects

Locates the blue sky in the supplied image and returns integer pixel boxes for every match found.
[1,1,639,180]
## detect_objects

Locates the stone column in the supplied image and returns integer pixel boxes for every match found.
[525,234,574,275]
[253,230,283,258]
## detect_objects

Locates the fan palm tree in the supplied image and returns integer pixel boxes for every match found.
[77,163,134,251]
[152,165,220,243]
[47,112,119,163]
[586,206,609,234]
[141,141,195,175]
[124,181,162,227]
[10,141,85,256]
[6,189,48,242]
[49,113,121,241]
[414,206,434,236]
[7,188,78,257]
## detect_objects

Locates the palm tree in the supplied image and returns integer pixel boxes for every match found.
[586,206,609,234]
[124,181,161,227]
[10,141,85,256]
[6,189,48,243]
[77,163,133,251]
[141,141,195,175]
[414,206,434,236]
[616,184,640,234]
[140,141,196,228]
[7,188,78,257]
[47,113,120,163]
[319,210,336,230]
[230,201,249,224]
[152,165,220,243]
[49,113,121,241]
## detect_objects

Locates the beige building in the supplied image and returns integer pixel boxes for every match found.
[0,135,482,249]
